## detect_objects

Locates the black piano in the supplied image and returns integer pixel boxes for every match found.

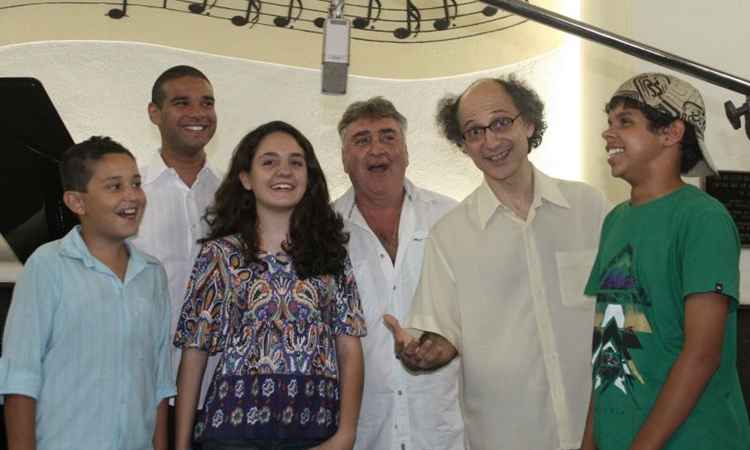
[0,77,78,450]
[1,76,78,297]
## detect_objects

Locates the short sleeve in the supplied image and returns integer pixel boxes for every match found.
[584,255,602,297]
[154,264,177,401]
[681,207,740,306]
[585,236,606,297]
[331,257,366,337]
[173,242,229,354]
[585,206,618,297]
[0,252,58,399]
[406,234,462,351]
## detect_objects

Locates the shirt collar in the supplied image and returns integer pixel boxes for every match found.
[535,167,570,209]
[476,165,570,229]
[141,149,222,186]
[140,150,170,185]
[339,178,417,222]
[403,178,416,202]
[59,225,154,282]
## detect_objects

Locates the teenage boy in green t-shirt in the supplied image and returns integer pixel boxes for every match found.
[581,72,750,450]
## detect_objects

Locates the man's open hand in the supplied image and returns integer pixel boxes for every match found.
[383,314,457,371]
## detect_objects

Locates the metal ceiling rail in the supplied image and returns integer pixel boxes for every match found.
[480,0,750,139]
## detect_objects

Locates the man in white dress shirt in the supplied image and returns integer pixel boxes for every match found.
[131,66,222,435]
[333,97,465,450]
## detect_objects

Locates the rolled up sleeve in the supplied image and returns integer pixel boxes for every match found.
[0,254,57,399]
[155,265,177,401]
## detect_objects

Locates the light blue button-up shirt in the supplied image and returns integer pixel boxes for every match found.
[0,226,176,450]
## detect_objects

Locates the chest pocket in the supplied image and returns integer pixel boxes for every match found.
[556,249,597,308]
[127,295,160,345]
[398,230,427,285]
[351,259,382,326]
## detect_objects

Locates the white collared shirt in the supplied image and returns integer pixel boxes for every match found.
[333,180,464,450]
[130,150,222,407]
[407,166,610,450]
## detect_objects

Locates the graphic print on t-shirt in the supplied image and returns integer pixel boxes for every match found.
[592,244,651,398]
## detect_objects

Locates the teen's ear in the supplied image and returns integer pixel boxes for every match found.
[63,191,86,216]
[662,120,686,147]
[238,171,253,192]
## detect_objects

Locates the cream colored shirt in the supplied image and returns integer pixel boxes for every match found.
[407,166,609,450]
[130,150,222,407]
[334,180,464,450]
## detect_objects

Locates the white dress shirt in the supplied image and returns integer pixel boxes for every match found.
[130,150,222,407]
[334,179,464,450]
[407,166,610,450]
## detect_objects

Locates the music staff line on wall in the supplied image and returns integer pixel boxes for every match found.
[1,0,531,42]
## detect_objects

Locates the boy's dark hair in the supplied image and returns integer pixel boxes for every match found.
[606,96,702,174]
[59,136,135,192]
[338,96,408,138]
[203,120,349,278]
[151,65,210,107]
[436,75,548,152]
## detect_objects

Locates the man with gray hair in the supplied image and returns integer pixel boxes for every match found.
[333,97,464,450]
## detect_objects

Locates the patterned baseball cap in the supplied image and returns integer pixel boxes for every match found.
[611,72,717,177]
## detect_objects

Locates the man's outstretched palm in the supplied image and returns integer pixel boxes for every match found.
[383,314,458,371]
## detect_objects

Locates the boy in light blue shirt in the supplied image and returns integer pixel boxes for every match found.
[0,136,175,450]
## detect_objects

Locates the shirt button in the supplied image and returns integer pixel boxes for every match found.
[380,254,385,259]
[392,285,397,291]
[397,390,403,395]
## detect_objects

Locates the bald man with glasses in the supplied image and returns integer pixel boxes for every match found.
[396,76,610,450]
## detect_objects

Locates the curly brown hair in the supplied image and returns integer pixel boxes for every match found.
[436,75,548,152]
[202,121,349,278]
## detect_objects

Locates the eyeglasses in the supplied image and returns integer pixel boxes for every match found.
[461,113,522,145]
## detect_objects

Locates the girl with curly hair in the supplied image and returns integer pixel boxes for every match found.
[174,121,366,450]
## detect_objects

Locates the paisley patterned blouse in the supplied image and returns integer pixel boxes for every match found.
[174,235,366,442]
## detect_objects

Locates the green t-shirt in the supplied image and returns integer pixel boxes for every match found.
[585,184,750,450]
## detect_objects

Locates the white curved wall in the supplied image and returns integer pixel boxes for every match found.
[0,40,584,201]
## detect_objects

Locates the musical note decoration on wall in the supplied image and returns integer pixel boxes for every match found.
[352,0,381,30]
[2,0,533,44]
[231,0,262,25]
[392,0,420,38]
[273,0,304,27]
[188,0,216,14]
[433,0,457,31]
[107,0,127,18]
